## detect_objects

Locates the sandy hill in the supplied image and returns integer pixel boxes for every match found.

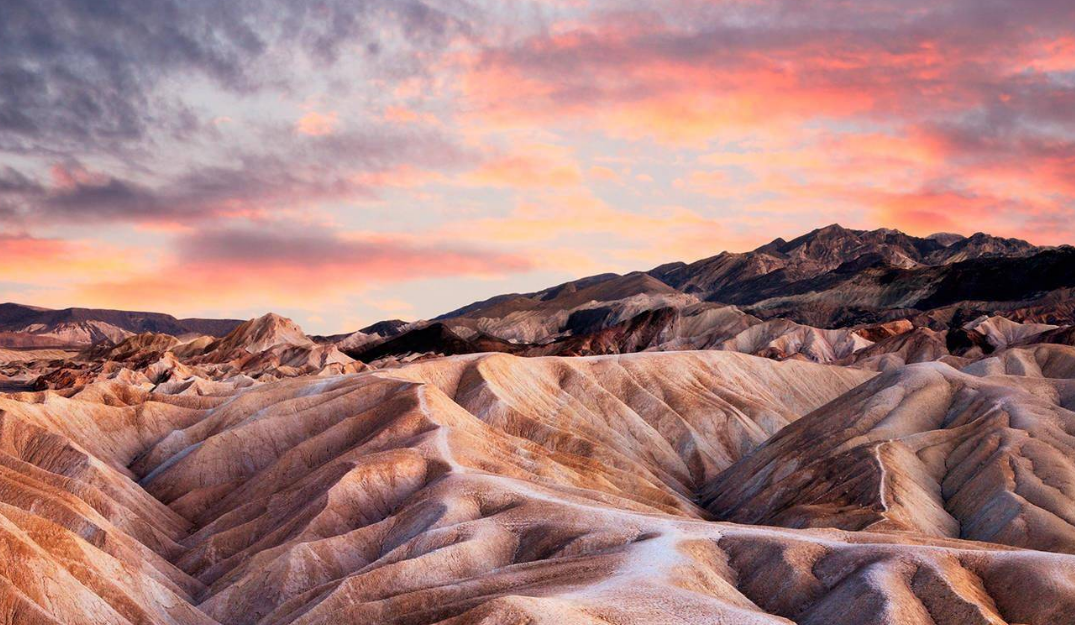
[706,344,1075,554]
[0,352,1071,623]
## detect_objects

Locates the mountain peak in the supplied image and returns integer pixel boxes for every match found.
[753,237,788,255]
[817,223,851,233]
[926,232,966,247]
[776,222,866,262]
[871,227,900,235]
[214,313,313,354]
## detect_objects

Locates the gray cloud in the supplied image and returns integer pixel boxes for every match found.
[0,0,479,226]
[0,124,473,225]
[0,167,42,194]
[0,0,467,155]
[473,0,1075,169]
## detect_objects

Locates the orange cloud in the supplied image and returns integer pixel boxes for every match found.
[588,165,621,182]
[432,190,755,265]
[1021,37,1075,73]
[295,110,339,136]
[351,165,448,190]
[867,189,995,235]
[0,234,69,263]
[463,144,583,188]
[446,13,1075,251]
[49,162,104,190]
[855,186,1070,246]
[454,9,1075,162]
[383,106,438,125]
[0,234,136,278]
[458,21,930,146]
[71,227,533,316]
[674,170,730,195]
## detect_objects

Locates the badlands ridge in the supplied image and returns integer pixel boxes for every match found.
[2,226,1075,624]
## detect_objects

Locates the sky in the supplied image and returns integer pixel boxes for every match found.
[1,0,1073,334]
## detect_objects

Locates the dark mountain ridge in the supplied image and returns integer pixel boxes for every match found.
[649,224,1039,303]
[0,302,243,339]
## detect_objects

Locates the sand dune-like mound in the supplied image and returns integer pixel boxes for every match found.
[139,352,872,520]
[716,319,873,363]
[0,350,1072,623]
[0,385,224,624]
[962,344,1075,380]
[137,353,1075,623]
[706,347,1075,554]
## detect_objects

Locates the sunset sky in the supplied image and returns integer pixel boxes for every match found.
[2,0,1074,333]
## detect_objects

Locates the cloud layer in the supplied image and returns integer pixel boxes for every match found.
[1,0,1072,332]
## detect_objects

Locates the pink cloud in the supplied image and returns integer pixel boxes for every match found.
[463,144,583,188]
[0,234,140,282]
[588,165,621,183]
[383,106,438,125]
[295,110,339,136]
[72,226,535,313]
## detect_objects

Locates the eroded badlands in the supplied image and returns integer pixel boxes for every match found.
[3,349,1075,624]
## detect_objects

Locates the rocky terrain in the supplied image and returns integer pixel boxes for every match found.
[3,225,1075,624]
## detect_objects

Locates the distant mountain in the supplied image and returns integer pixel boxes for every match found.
[429,272,694,343]
[348,225,1066,363]
[648,224,1040,303]
[358,319,409,338]
[413,225,1043,335]
[0,303,244,345]
[310,319,410,351]
[0,331,72,348]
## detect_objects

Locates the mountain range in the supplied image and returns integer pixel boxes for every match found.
[0,303,243,347]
